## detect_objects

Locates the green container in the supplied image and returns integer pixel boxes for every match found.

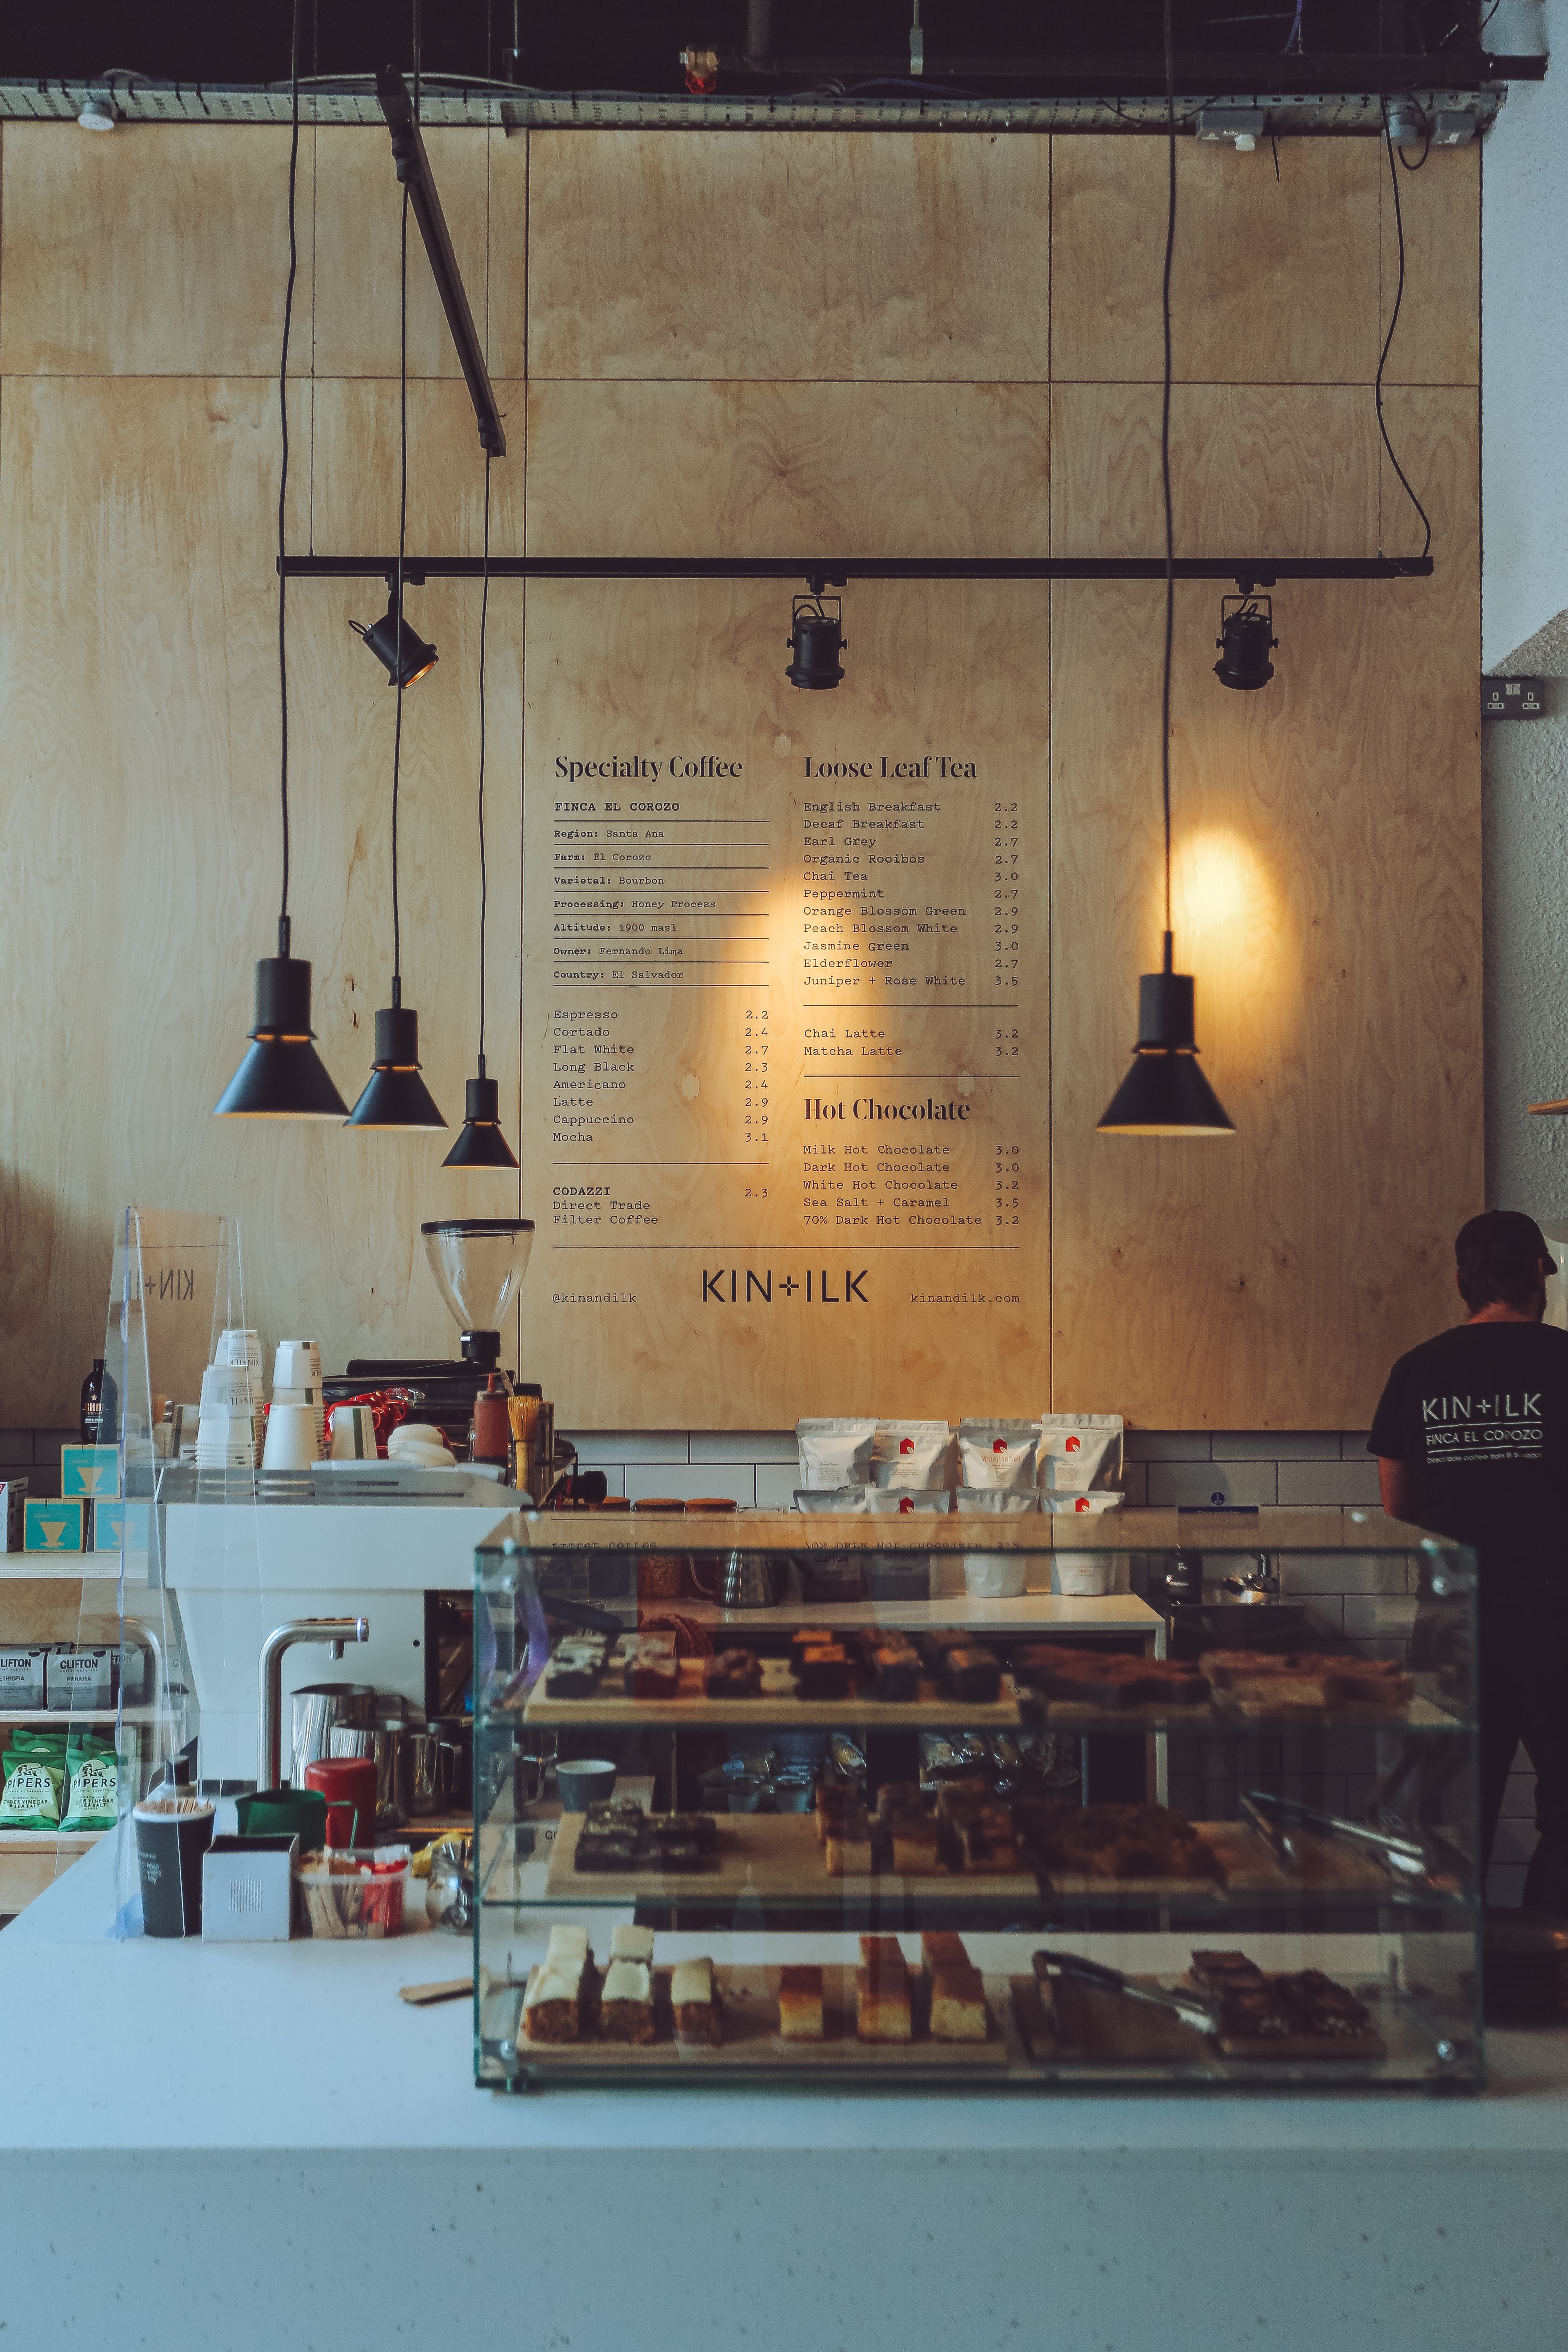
[234,1787,328,1850]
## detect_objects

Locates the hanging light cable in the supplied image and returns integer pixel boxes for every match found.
[444,450,520,1169]
[348,165,447,1133]
[1097,0,1234,1141]
[214,0,350,1123]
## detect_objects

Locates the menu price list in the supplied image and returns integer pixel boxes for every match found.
[526,736,1045,1420]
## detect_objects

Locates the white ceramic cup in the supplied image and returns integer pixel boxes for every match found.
[262,1403,319,1470]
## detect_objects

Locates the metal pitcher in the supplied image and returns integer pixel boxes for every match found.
[290,1682,376,1780]
[718,1549,788,1608]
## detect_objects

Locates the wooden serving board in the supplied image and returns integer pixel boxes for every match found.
[1195,1820,1393,1896]
[544,1809,1040,1905]
[1011,1972,1212,2064]
[512,1964,1010,2071]
[523,1654,1023,1732]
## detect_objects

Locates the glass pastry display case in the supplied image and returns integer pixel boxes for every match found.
[471,1510,1481,2092]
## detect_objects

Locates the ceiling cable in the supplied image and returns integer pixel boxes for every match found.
[392,181,410,994]
[1376,96,1434,559]
[277,0,301,938]
[1160,0,1176,937]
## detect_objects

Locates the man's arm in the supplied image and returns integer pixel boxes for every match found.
[1378,1457,1420,1524]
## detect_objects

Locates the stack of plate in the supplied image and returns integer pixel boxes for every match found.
[195,1363,257,1471]
[272,1339,325,1460]
[1483,1911,1568,2023]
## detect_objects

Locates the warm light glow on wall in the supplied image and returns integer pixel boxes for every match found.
[1171,826,1303,1058]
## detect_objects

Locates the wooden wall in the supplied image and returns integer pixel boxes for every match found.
[0,125,1479,1428]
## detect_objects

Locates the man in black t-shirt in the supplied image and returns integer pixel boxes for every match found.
[1369,1209,1568,1913]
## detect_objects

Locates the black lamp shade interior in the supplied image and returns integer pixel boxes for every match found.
[1096,938,1235,1137]
[347,1002,447,1130]
[443,1073,520,1169]
[213,953,350,1120]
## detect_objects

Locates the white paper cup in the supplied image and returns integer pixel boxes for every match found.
[272,1382,321,1407]
[262,1403,319,1470]
[217,1328,263,1376]
[1054,1556,1114,1597]
[962,1554,1029,1598]
[200,1363,252,1408]
[330,1405,379,1461]
[273,1341,318,1392]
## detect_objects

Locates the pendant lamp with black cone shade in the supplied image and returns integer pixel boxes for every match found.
[348,178,446,1136]
[1097,0,1234,1144]
[214,0,349,1126]
[444,450,519,1172]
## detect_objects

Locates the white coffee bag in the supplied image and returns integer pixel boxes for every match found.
[871,1421,953,1490]
[866,1488,952,1515]
[957,1419,1040,1490]
[1042,1490,1124,1516]
[953,1487,1039,1515]
[793,1486,870,1515]
[796,1419,876,1489]
[1038,1412,1123,1493]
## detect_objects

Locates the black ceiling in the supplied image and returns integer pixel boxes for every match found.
[0,0,1503,96]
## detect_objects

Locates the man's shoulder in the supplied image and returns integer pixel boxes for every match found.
[1388,1321,1568,1377]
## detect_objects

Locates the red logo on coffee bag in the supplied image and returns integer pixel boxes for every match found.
[1065,1434,1081,1452]
[899,1496,915,1513]
[1074,1496,1091,1512]
[900,1437,915,1454]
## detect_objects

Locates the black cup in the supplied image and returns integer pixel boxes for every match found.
[134,1800,216,1937]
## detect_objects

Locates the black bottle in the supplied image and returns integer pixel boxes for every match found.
[81,1358,105,1444]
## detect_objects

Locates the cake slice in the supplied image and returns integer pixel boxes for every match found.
[609,1922,654,1965]
[920,1930,969,1976]
[522,1962,580,2043]
[856,1941,912,2043]
[671,1956,724,2047]
[928,1962,989,2042]
[793,1642,853,1700]
[864,1634,922,1703]
[939,1645,1002,1704]
[598,1958,656,2044]
[704,1648,763,1699]
[777,1963,824,2042]
[624,1633,681,1701]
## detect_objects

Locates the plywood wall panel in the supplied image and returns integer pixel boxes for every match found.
[1379,144,1480,387]
[1051,136,1381,385]
[0,375,522,1422]
[1050,383,1379,557]
[525,380,1048,557]
[0,124,315,378]
[306,378,526,554]
[1048,386,1480,1428]
[311,127,528,380]
[519,577,1049,1426]
[527,131,1051,382]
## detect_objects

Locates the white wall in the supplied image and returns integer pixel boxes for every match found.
[1482,0,1566,668]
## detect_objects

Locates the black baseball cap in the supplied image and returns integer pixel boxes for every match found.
[1455,1210,1551,1263]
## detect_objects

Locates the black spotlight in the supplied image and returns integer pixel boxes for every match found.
[1214,594,1277,692]
[350,590,439,688]
[786,586,845,690]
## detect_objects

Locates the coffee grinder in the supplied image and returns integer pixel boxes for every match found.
[327,1218,536,1454]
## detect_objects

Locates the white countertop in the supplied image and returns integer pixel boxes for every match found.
[2,1833,1563,2160]
[6,1838,1568,2352]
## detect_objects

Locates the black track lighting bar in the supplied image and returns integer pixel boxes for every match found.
[375,65,506,459]
[281,555,1431,588]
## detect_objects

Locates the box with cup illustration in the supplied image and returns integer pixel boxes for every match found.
[24,1497,85,1555]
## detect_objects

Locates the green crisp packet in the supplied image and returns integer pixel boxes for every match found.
[0,1732,67,1831]
[60,1732,120,1833]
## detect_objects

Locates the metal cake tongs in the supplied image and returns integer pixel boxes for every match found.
[1033,1950,1218,2035]
[1241,1789,1433,1883]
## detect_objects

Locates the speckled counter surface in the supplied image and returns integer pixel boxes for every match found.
[2,1836,1565,2351]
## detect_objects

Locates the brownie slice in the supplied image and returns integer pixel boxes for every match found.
[939,1645,1002,1704]
[704,1648,763,1699]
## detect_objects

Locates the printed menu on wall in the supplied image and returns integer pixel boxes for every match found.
[520,583,1049,1426]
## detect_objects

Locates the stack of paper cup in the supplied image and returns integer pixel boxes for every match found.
[196,1363,257,1471]
[216,1329,265,1458]
[272,1340,325,1460]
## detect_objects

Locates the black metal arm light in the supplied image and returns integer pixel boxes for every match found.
[350,590,438,688]
[1214,593,1277,690]
[215,2,348,1125]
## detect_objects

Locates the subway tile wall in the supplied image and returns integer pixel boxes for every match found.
[2,1419,1532,1900]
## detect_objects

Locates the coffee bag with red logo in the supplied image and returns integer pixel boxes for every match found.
[866,1488,952,1515]
[870,1421,953,1490]
[1037,1412,1123,1494]
[957,1419,1040,1490]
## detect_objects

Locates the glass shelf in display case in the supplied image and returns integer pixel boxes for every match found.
[470,1509,1480,2093]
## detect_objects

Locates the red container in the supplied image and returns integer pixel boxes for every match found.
[304,1756,380,1849]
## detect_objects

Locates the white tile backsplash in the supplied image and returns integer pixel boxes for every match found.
[1124,1431,1213,1461]
[567,1430,689,1465]
[1147,1461,1278,1508]
[690,1431,800,1464]
[622,1462,757,1506]
[1211,1431,1342,1461]
[1278,1459,1383,1507]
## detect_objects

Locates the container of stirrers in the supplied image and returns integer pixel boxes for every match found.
[293,1845,410,1939]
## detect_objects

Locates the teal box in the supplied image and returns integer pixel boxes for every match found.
[24,1499,85,1555]
[62,1444,119,1501]
[92,1499,149,1553]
